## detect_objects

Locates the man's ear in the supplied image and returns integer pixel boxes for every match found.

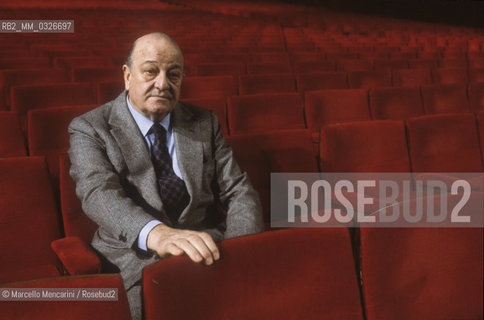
[122,65,130,91]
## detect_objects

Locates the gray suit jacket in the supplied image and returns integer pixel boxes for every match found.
[68,91,263,289]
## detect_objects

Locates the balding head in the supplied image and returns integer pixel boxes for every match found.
[122,32,184,122]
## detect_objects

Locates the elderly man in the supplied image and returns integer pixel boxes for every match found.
[68,32,263,319]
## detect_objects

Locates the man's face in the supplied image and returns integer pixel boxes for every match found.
[123,35,184,122]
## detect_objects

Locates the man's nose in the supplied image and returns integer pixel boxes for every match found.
[153,72,170,90]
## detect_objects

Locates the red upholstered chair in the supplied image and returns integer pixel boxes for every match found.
[96,80,125,104]
[0,68,68,110]
[11,82,96,132]
[0,156,61,284]
[361,225,483,319]
[0,57,51,70]
[72,66,122,83]
[470,82,484,112]
[250,52,290,64]
[406,113,483,172]
[305,89,371,133]
[27,105,98,182]
[195,62,246,77]
[336,58,373,72]
[420,83,470,114]
[296,72,348,94]
[180,97,228,135]
[227,130,318,222]
[369,87,424,120]
[246,62,293,74]
[54,56,111,76]
[468,68,484,83]
[1,274,132,320]
[0,111,26,157]
[348,71,392,89]
[227,93,305,135]
[431,67,468,84]
[392,68,432,87]
[373,59,409,71]
[143,228,364,320]
[238,73,296,95]
[320,120,410,172]
[293,61,336,73]
[180,76,236,99]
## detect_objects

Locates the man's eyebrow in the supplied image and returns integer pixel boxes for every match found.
[141,61,182,69]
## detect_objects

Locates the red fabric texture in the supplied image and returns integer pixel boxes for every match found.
[469,67,484,83]
[296,72,348,93]
[420,83,470,114]
[180,76,236,99]
[294,61,336,73]
[96,80,125,104]
[373,59,409,70]
[320,120,410,172]
[392,68,432,87]
[305,89,371,131]
[0,156,61,284]
[431,67,469,84]
[468,82,484,112]
[406,113,483,172]
[51,236,101,275]
[227,129,318,220]
[11,82,96,131]
[27,105,98,181]
[478,111,484,156]
[336,58,373,72]
[228,93,305,134]
[1,274,131,320]
[143,229,364,320]
[0,111,26,157]
[246,62,293,74]
[361,225,483,320]
[238,73,296,95]
[72,66,121,82]
[196,62,246,77]
[59,154,98,243]
[181,97,228,135]
[348,71,392,89]
[369,87,424,120]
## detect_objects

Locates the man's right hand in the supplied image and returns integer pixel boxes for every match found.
[146,224,220,265]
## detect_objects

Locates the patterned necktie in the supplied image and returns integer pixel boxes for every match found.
[149,123,189,223]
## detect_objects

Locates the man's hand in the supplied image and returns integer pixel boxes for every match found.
[147,224,220,265]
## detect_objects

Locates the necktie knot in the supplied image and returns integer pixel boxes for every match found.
[149,123,166,141]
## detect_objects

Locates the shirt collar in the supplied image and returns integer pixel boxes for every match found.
[126,94,171,136]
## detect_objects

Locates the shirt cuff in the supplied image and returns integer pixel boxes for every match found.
[138,220,163,251]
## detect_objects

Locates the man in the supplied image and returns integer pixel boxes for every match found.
[68,32,263,319]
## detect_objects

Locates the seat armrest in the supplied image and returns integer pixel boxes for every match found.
[51,236,101,275]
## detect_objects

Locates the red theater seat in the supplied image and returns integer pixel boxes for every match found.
[143,229,364,320]
[0,111,26,157]
[294,61,336,73]
[227,130,318,220]
[1,274,131,320]
[420,83,470,114]
[469,82,484,112]
[320,120,410,172]
[406,113,483,172]
[348,71,392,89]
[373,59,409,71]
[27,105,98,181]
[0,156,61,284]
[180,97,228,135]
[361,226,483,320]
[392,68,432,87]
[0,57,51,70]
[369,87,424,120]
[468,68,484,83]
[431,67,468,84]
[180,76,236,99]
[336,59,373,72]
[250,52,290,64]
[246,62,293,74]
[296,72,348,93]
[195,62,246,77]
[227,93,305,134]
[305,89,371,132]
[54,56,110,75]
[238,73,296,95]
[0,68,68,110]
[72,66,122,83]
[11,82,96,131]
[96,80,125,104]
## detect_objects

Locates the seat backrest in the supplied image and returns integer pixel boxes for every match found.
[180,76,236,99]
[0,111,26,157]
[320,120,410,172]
[431,67,468,84]
[370,87,424,120]
[72,66,122,83]
[296,72,348,93]
[0,156,61,283]
[143,228,364,320]
[468,82,484,112]
[227,93,305,135]
[406,113,483,172]
[195,62,247,77]
[348,71,392,89]
[294,61,336,73]
[238,73,296,95]
[96,80,125,104]
[305,89,371,131]
[392,68,432,87]
[420,83,470,114]
[1,274,131,320]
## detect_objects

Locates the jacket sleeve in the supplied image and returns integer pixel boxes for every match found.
[68,115,155,248]
[210,112,264,238]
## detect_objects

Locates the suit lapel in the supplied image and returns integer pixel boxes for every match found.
[172,102,203,219]
[107,92,163,212]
